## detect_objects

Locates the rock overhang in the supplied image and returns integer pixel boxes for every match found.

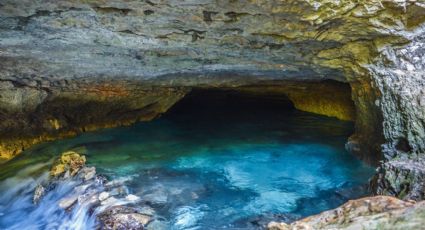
[1,0,421,83]
[0,0,424,201]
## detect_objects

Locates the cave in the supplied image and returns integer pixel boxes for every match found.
[1,0,425,229]
[0,80,377,229]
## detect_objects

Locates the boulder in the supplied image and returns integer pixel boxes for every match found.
[50,151,86,178]
[268,196,425,230]
[32,184,45,204]
[97,206,152,230]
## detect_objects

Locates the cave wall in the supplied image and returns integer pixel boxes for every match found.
[233,80,355,121]
[369,26,425,200]
[0,79,188,160]
[0,0,424,199]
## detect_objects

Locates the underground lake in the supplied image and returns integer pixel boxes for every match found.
[0,89,375,229]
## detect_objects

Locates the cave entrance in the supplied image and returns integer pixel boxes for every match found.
[165,79,357,128]
[0,80,375,229]
[164,87,296,122]
[132,83,373,227]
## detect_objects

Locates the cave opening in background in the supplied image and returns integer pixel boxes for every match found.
[0,82,375,229]
[164,88,296,122]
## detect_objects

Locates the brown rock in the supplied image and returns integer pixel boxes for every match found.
[268,196,424,230]
[50,151,86,178]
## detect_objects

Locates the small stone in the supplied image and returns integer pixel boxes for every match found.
[59,195,78,209]
[81,167,96,181]
[99,192,110,201]
[125,194,140,202]
[98,206,152,230]
[105,177,132,188]
[101,196,118,207]
[74,184,90,193]
[33,184,45,204]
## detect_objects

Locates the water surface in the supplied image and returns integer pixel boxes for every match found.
[0,92,375,229]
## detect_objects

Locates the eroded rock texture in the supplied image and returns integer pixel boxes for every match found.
[0,0,424,200]
[268,196,425,230]
[0,80,188,160]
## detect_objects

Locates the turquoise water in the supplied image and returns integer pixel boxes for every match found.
[0,92,375,229]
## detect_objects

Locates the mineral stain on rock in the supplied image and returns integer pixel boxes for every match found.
[50,151,86,178]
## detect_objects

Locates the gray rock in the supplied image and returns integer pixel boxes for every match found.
[80,167,96,181]
[33,184,45,204]
[268,196,425,230]
[58,195,78,210]
[98,206,152,230]
[99,192,110,202]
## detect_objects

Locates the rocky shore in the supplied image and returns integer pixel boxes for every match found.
[268,196,425,230]
[33,151,158,229]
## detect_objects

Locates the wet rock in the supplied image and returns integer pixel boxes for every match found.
[137,206,156,216]
[105,177,133,188]
[141,186,169,205]
[268,196,424,230]
[32,184,45,204]
[100,197,120,208]
[98,206,152,230]
[80,166,96,181]
[30,152,156,229]
[125,194,140,202]
[99,192,110,202]
[59,195,78,210]
[109,186,129,197]
[50,151,86,178]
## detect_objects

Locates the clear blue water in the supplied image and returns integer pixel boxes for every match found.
[0,91,375,229]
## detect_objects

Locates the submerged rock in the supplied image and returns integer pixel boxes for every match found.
[268,196,425,230]
[97,206,152,230]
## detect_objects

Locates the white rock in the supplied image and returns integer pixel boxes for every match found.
[125,194,140,202]
[99,192,110,201]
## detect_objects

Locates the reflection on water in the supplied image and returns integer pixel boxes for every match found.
[0,92,375,229]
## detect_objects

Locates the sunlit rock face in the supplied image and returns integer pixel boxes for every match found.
[0,80,188,160]
[0,0,424,199]
[268,196,425,230]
